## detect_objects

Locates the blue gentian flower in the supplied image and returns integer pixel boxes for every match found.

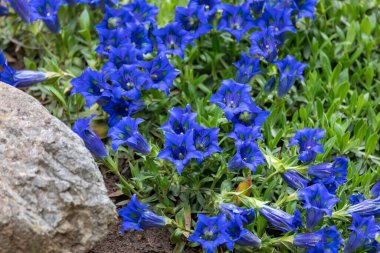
[154,22,194,59]
[0,52,46,87]
[343,214,378,253]
[121,0,158,25]
[188,214,229,253]
[0,5,9,16]
[349,194,366,205]
[228,141,265,173]
[219,203,256,225]
[102,94,145,127]
[193,126,221,163]
[157,131,202,174]
[72,116,108,159]
[233,52,262,83]
[5,0,30,22]
[217,4,254,42]
[230,101,270,128]
[259,205,302,233]
[264,76,276,93]
[291,0,318,20]
[210,80,253,119]
[294,226,343,253]
[139,54,180,94]
[109,65,146,101]
[273,55,308,97]
[225,216,261,250]
[119,195,166,232]
[371,179,380,197]
[108,117,151,155]
[249,28,278,62]
[245,0,265,16]
[175,6,212,40]
[95,6,134,31]
[29,0,64,33]
[281,170,310,190]
[160,105,198,135]
[75,0,118,9]
[70,68,111,107]
[257,7,295,36]
[102,46,139,72]
[227,124,263,144]
[126,23,154,56]
[289,127,325,163]
[188,0,220,20]
[347,196,380,217]
[96,28,128,56]
[298,183,340,230]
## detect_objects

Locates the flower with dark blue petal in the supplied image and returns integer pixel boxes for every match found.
[95,28,129,56]
[160,105,198,135]
[70,68,111,107]
[121,0,158,25]
[257,7,295,36]
[225,216,261,250]
[289,127,325,163]
[74,0,118,9]
[108,117,151,155]
[154,22,194,59]
[308,157,348,186]
[227,124,263,144]
[245,0,265,17]
[371,179,380,197]
[219,203,256,225]
[274,55,308,97]
[157,131,202,174]
[233,52,262,83]
[188,214,229,253]
[210,80,253,119]
[188,0,220,20]
[217,4,255,42]
[347,196,380,217]
[259,205,302,233]
[102,46,139,72]
[249,28,278,62]
[0,5,9,16]
[5,0,30,22]
[125,23,154,56]
[292,0,318,20]
[343,214,378,253]
[109,65,146,101]
[139,54,180,94]
[72,116,108,159]
[264,76,276,93]
[95,6,134,31]
[281,170,310,190]
[119,195,166,232]
[297,183,340,230]
[294,226,343,253]
[349,194,366,205]
[230,100,270,128]
[175,6,212,40]
[193,126,221,163]
[29,0,64,33]
[228,141,265,173]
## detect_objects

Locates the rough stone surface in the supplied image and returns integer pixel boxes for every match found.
[0,82,117,253]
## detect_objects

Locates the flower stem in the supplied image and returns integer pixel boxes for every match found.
[259,171,279,193]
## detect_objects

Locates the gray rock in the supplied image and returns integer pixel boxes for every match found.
[0,82,117,253]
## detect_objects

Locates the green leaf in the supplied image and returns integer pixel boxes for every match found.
[365,133,379,155]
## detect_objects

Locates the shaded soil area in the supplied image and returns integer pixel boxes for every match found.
[91,172,199,253]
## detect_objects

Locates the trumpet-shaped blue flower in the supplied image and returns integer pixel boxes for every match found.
[29,0,64,33]
[108,117,151,155]
[121,0,158,25]
[95,6,134,31]
[70,68,111,107]
[274,55,308,97]
[233,52,262,83]
[188,0,220,20]
[294,226,343,253]
[102,46,139,72]
[188,214,229,253]
[227,124,263,144]
[175,6,212,40]
[217,4,255,42]
[230,101,270,128]
[72,116,108,159]
[228,141,265,173]
[154,22,194,59]
[225,216,261,250]
[139,54,180,94]
[210,80,253,119]
[157,131,202,174]
[219,203,256,225]
[281,170,310,190]
[119,195,166,232]
[160,105,198,135]
[264,76,276,93]
[250,28,278,62]
[292,0,318,20]
[0,5,9,16]
[371,179,380,197]
[245,0,265,16]
[347,196,380,217]
[259,205,302,233]
[96,28,129,56]
[298,183,340,230]
[349,194,366,205]
[257,7,295,36]
[5,0,30,22]
[289,127,325,163]
[343,214,378,253]
[125,23,154,56]
[109,65,146,101]
[193,126,221,162]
